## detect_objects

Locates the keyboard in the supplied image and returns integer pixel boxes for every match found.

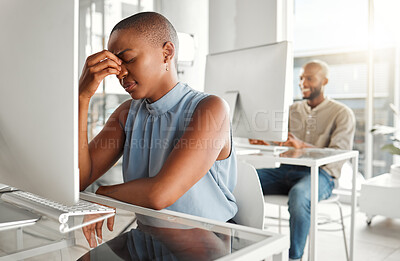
[1,191,115,224]
[235,143,290,154]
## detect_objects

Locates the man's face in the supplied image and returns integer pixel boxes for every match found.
[107,29,165,101]
[299,64,327,100]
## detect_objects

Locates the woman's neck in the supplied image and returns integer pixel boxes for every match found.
[147,76,179,103]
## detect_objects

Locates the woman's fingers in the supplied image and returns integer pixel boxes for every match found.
[82,224,91,243]
[79,67,120,98]
[94,68,121,83]
[82,223,96,247]
[107,215,115,231]
[90,226,97,247]
[95,220,104,244]
[87,50,122,67]
[82,217,106,248]
[88,58,121,74]
[79,50,123,99]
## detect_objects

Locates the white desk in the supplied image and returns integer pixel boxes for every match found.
[238,147,359,261]
[0,192,289,261]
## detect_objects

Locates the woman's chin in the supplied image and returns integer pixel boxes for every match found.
[127,90,144,100]
[129,93,141,100]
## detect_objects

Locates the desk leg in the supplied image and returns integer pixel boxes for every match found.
[273,249,288,261]
[17,227,23,250]
[350,156,358,261]
[309,165,318,261]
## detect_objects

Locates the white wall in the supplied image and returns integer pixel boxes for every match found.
[209,0,293,54]
[155,0,209,91]
[155,0,293,91]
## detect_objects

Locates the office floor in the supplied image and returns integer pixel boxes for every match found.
[5,203,400,260]
[263,202,400,261]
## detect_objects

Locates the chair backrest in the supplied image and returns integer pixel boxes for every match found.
[232,160,265,229]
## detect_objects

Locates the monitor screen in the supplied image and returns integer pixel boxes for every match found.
[0,0,79,205]
[204,41,293,142]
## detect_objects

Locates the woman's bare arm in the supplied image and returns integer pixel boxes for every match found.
[78,50,125,190]
[80,100,131,190]
[96,95,231,209]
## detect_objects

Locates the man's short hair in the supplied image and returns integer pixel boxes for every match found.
[111,12,179,65]
[304,60,329,79]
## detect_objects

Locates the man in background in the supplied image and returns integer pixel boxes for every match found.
[253,60,355,261]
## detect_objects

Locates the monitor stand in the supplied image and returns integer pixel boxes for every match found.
[222,91,239,122]
[223,91,288,156]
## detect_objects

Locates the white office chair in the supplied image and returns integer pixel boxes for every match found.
[264,169,350,261]
[232,160,265,229]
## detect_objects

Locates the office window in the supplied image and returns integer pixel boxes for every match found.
[79,0,152,140]
[294,0,400,177]
[294,0,368,54]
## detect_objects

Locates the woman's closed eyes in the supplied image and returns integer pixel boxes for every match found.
[123,57,136,64]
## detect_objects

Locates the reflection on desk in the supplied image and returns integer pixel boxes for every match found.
[0,193,289,260]
[78,214,270,261]
[78,222,230,260]
[278,147,351,159]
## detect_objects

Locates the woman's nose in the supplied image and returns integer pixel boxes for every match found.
[117,65,128,80]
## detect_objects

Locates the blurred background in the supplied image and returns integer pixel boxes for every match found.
[79,0,400,191]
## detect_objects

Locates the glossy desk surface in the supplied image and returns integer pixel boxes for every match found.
[238,147,358,168]
[0,193,289,260]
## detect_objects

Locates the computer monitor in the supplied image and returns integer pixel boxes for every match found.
[204,41,293,142]
[0,0,79,205]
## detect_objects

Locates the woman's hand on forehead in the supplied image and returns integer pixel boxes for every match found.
[79,50,123,99]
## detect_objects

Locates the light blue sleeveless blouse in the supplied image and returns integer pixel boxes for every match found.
[123,82,237,221]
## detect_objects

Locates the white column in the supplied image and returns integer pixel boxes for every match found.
[365,0,375,179]
[393,45,400,165]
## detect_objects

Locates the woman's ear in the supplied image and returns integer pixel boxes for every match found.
[162,41,175,62]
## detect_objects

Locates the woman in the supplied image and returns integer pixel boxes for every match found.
[78,12,237,247]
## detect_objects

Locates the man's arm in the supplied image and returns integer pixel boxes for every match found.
[280,132,315,149]
[327,107,356,150]
[284,106,355,150]
[249,133,314,149]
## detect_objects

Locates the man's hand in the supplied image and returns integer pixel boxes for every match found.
[248,139,270,146]
[281,132,305,149]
